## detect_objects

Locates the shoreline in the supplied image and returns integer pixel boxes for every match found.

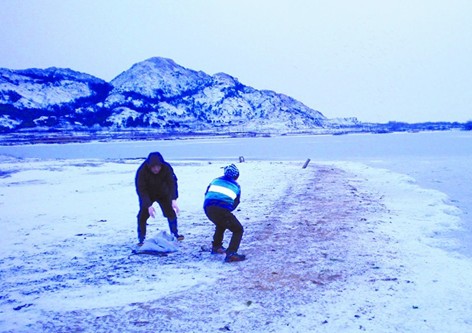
[0,129,468,146]
[362,156,472,258]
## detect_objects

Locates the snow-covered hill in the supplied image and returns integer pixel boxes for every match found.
[103,57,329,132]
[3,57,466,140]
[0,57,335,134]
[0,67,109,109]
[0,67,111,130]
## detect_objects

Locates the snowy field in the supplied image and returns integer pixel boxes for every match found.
[1,151,472,332]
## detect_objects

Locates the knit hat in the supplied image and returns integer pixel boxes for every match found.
[224,164,239,179]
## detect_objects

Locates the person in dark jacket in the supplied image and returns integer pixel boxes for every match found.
[135,152,183,245]
[204,164,246,262]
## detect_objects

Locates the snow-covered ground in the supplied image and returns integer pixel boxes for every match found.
[1,155,471,332]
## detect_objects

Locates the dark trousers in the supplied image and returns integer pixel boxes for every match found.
[204,205,244,254]
[137,197,178,242]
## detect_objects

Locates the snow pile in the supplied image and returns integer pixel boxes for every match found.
[0,157,471,332]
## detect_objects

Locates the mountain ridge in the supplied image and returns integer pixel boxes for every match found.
[0,57,341,134]
[1,57,469,140]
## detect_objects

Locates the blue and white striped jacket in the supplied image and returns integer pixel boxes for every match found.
[203,176,241,211]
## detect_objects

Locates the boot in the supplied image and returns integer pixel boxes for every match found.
[211,246,226,254]
[168,218,184,241]
[224,252,246,263]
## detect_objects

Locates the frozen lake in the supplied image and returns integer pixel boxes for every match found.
[0,130,470,161]
[1,130,472,254]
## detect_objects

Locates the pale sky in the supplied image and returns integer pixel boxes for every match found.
[1,0,471,123]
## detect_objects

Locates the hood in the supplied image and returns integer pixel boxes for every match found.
[146,152,165,167]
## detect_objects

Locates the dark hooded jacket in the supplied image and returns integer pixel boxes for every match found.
[135,152,178,209]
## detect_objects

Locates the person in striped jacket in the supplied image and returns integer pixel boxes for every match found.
[203,164,246,262]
